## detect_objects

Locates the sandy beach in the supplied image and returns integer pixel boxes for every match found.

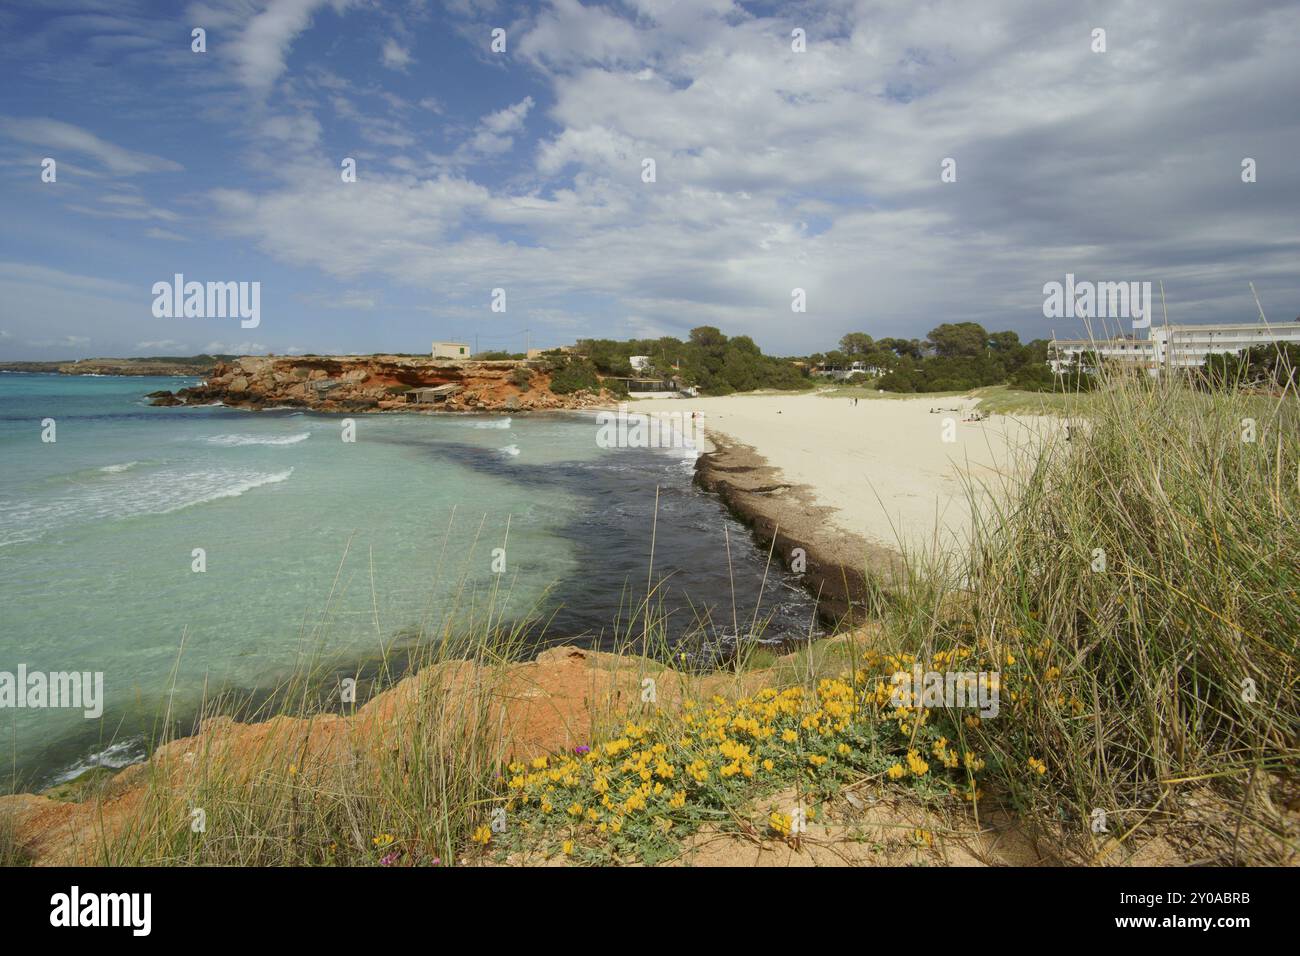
[629,390,1052,560]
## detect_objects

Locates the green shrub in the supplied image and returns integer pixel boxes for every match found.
[1008,362,1057,392]
[548,359,601,395]
[877,369,918,392]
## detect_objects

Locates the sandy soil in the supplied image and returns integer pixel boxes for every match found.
[627,390,1053,557]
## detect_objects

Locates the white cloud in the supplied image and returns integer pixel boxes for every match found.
[68,191,182,222]
[381,38,412,70]
[201,0,352,93]
[0,261,136,299]
[0,117,181,176]
[33,0,1290,355]
[467,96,534,155]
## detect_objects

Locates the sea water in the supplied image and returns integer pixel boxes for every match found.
[0,373,821,787]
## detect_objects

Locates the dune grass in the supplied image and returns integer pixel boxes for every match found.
[0,811,30,866]
[876,369,1300,862]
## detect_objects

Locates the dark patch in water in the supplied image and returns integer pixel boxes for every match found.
[373,428,824,651]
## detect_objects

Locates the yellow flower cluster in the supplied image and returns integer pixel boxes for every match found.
[471,642,1075,860]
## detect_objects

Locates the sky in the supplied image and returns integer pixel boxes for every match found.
[0,0,1297,360]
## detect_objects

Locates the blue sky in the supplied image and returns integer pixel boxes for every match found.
[1,0,1298,360]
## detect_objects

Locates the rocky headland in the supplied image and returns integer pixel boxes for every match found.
[146,354,613,413]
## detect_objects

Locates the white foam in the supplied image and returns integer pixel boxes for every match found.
[49,736,147,786]
[207,432,310,446]
[0,467,295,547]
[499,444,521,457]
[473,417,512,430]
[100,461,140,473]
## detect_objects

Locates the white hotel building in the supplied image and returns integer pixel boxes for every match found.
[1050,321,1300,374]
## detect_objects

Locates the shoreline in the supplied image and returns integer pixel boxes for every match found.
[573,403,879,621]
[614,391,1056,621]
[628,390,1050,557]
[692,434,900,621]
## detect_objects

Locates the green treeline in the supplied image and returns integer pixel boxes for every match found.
[535,324,1295,398]
[574,327,808,395]
[574,322,1053,395]
[817,324,1054,393]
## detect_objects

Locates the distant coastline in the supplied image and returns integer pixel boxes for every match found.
[0,355,225,377]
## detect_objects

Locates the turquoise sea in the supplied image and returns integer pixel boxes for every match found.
[0,373,819,788]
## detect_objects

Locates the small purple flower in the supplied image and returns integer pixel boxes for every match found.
[574,745,591,755]
[379,851,399,866]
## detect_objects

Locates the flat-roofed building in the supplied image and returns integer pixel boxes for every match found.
[1150,322,1300,369]
[1051,321,1300,375]
[1049,336,1156,373]
[431,342,470,360]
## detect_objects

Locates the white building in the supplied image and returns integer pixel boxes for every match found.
[431,341,470,360]
[629,355,651,372]
[1049,335,1156,373]
[1051,321,1300,374]
[813,360,883,380]
[1150,322,1300,369]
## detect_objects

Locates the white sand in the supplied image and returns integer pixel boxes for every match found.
[628,390,1052,556]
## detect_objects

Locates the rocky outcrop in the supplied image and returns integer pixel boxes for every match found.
[150,355,612,413]
[694,435,905,621]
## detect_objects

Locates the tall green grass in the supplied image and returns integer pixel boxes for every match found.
[879,370,1299,862]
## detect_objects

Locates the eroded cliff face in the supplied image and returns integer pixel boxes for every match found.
[150,355,611,413]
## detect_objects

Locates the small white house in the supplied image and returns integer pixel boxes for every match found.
[629,355,651,372]
[431,342,470,360]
